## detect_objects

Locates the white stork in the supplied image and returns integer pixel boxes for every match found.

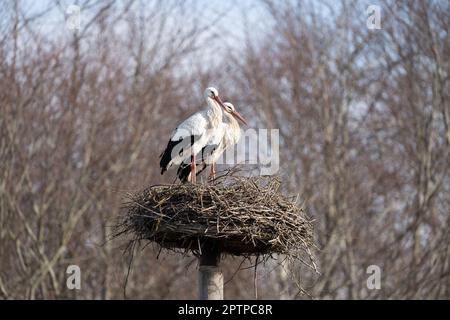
[159,87,227,183]
[177,102,247,182]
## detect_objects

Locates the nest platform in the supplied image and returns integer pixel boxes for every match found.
[114,174,315,261]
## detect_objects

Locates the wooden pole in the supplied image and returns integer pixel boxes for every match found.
[198,244,223,300]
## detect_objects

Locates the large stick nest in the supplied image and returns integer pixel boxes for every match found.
[114,173,315,264]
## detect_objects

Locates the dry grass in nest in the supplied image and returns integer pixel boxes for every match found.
[113,171,316,270]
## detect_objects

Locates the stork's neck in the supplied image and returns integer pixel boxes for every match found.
[206,97,221,113]
[224,112,241,144]
[206,97,223,123]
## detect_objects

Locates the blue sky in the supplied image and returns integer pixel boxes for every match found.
[14,0,382,50]
[16,0,265,39]
[9,0,386,76]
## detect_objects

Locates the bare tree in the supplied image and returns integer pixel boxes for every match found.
[0,0,449,299]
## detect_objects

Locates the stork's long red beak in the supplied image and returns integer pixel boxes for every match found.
[232,111,248,126]
[214,95,248,125]
[214,95,227,110]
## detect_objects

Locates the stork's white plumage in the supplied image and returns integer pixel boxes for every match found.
[159,87,227,183]
[177,102,247,182]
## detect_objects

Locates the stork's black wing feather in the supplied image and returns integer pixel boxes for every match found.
[159,135,201,175]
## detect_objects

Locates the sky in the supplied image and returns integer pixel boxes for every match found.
[9,0,385,84]
[16,0,266,41]
[9,0,271,72]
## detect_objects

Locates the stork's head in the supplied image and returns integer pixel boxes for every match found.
[204,87,219,99]
[204,87,227,110]
[223,102,248,125]
[223,102,235,113]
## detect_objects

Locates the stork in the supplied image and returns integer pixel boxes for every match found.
[159,87,227,183]
[177,102,247,182]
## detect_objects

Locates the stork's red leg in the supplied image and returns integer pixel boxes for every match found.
[191,154,196,183]
[209,162,216,180]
